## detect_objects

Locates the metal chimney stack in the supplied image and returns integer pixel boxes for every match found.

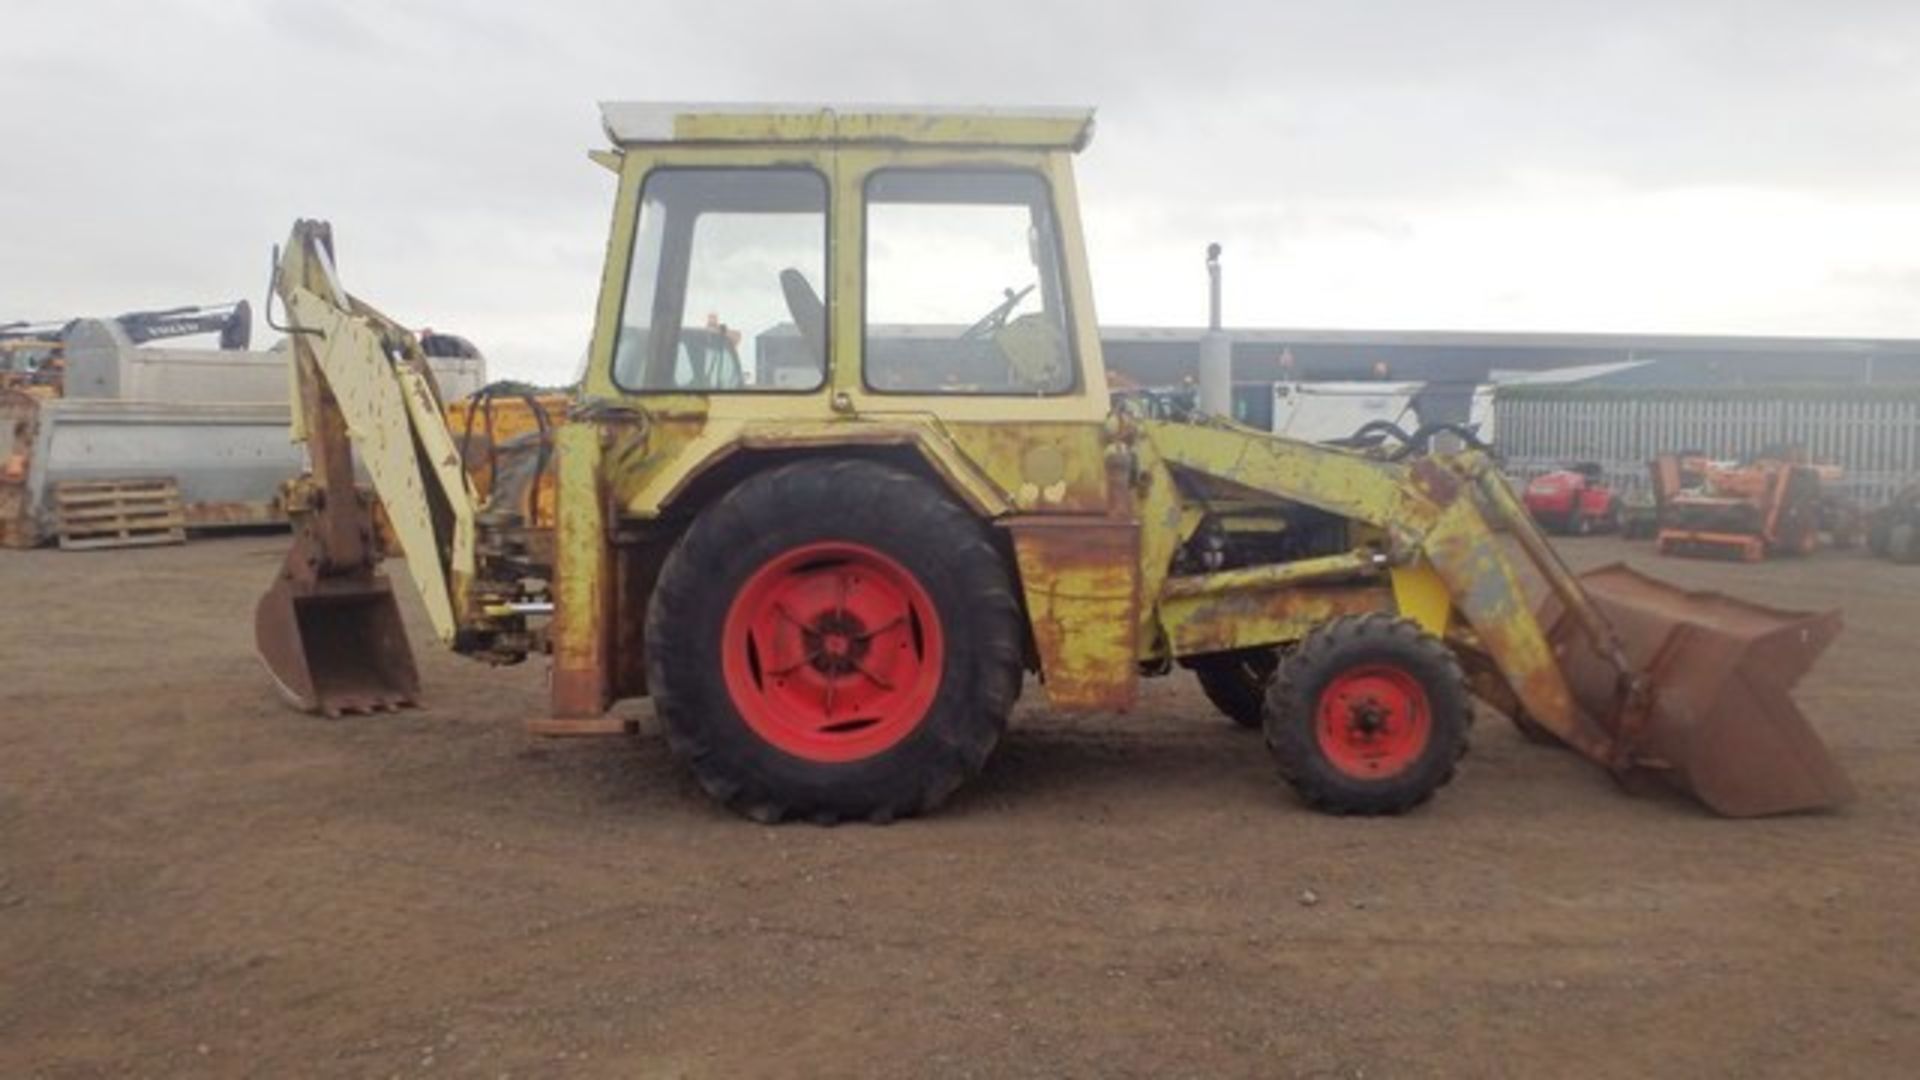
[1198,242,1231,417]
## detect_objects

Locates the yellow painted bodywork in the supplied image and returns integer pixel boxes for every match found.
[603,104,1094,153]
[43,108,1518,755]
[262,107,1604,758]
[260,107,1840,812]
[1388,563,1453,637]
[545,110,1593,739]
[278,244,479,645]
[563,133,1126,711]
[550,422,612,718]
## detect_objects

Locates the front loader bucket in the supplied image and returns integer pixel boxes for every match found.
[255,567,420,717]
[1541,564,1851,816]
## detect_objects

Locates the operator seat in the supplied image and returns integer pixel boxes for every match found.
[779,268,827,376]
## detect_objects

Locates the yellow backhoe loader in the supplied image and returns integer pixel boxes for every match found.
[255,104,1850,822]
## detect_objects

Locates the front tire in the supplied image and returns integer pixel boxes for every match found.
[1263,615,1470,815]
[646,460,1023,823]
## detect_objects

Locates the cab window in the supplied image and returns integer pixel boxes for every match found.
[613,168,828,392]
[863,169,1074,395]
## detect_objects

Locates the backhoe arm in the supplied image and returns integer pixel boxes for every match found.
[274,220,479,642]
[254,221,484,715]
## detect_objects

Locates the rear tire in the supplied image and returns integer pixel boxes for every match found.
[646,460,1023,823]
[1190,648,1281,728]
[1263,615,1470,815]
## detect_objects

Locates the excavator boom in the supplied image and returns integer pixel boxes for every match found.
[254,222,486,715]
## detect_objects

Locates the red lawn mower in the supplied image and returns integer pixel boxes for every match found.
[1522,463,1623,536]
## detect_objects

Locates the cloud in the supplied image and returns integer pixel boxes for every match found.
[3,0,1917,383]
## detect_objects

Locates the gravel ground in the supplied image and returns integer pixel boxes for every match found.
[2,534,1916,1078]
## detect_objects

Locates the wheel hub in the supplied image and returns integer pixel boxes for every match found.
[805,613,870,675]
[1315,665,1432,779]
[721,541,944,763]
[1348,699,1390,736]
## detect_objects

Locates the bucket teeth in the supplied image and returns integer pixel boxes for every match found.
[1543,563,1851,816]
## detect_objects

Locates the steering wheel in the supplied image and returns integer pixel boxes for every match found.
[958,283,1036,341]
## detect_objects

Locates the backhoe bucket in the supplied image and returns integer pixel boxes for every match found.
[1541,564,1851,816]
[254,567,420,717]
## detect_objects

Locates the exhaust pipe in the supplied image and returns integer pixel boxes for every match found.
[1197,243,1232,418]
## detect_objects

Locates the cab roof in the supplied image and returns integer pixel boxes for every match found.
[599,102,1096,152]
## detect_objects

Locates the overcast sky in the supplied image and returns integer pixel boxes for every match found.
[4,0,1918,383]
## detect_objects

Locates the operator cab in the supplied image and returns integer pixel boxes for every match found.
[589,103,1104,417]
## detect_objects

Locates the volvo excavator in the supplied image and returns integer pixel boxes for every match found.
[254,104,1850,823]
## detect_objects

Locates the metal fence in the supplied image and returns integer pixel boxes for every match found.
[1496,394,1920,505]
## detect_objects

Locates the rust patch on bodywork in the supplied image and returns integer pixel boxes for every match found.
[1003,515,1140,712]
[548,424,615,723]
[1407,457,1462,506]
[945,422,1109,513]
[1160,585,1392,657]
[1540,564,1851,816]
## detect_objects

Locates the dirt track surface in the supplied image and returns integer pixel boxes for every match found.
[3,535,1918,1077]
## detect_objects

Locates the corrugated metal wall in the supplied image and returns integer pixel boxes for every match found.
[1497,395,1920,504]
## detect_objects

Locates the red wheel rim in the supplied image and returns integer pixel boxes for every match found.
[721,541,944,763]
[1314,664,1431,779]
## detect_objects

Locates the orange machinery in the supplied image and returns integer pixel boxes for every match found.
[1648,451,1852,561]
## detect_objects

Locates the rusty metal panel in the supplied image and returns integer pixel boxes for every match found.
[1543,564,1851,816]
[943,421,1111,514]
[1004,516,1140,712]
[1159,585,1389,657]
[548,424,616,723]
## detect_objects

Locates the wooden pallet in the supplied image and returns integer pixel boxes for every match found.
[52,478,187,551]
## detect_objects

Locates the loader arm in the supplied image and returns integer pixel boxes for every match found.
[1140,417,1851,816]
[254,221,487,715]
[1142,418,1608,751]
